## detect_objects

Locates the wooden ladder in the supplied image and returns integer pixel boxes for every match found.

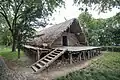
[31,48,67,73]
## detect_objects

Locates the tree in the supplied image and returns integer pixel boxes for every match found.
[0,0,65,52]
[74,0,120,12]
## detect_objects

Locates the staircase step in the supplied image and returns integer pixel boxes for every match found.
[49,54,56,57]
[44,58,51,62]
[36,63,42,68]
[54,50,61,53]
[47,56,53,59]
[31,48,67,73]
[40,60,47,64]
[56,49,63,51]
[51,52,58,55]
[31,66,38,72]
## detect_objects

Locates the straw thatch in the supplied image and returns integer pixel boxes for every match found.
[28,18,88,47]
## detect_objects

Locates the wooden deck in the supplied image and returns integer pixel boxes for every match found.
[56,46,101,52]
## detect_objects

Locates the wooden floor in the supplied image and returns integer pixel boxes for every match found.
[56,46,101,51]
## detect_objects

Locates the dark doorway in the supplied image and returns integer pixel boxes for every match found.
[63,36,68,46]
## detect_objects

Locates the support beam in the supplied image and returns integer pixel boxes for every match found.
[79,52,82,61]
[90,50,93,58]
[83,51,86,60]
[37,49,40,61]
[87,50,90,59]
[69,52,73,64]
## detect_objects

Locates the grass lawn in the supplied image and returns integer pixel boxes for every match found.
[0,45,24,60]
[55,52,120,80]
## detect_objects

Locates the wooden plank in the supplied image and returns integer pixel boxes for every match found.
[40,61,47,64]
[47,56,54,59]
[36,63,42,68]
[44,58,51,62]
[31,66,38,72]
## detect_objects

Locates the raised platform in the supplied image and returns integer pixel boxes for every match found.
[56,46,101,52]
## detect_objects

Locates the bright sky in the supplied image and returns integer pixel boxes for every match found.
[48,0,120,25]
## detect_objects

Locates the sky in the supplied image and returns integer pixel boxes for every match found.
[47,0,120,25]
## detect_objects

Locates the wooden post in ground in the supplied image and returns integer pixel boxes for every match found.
[88,50,90,59]
[98,48,101,54]
[79,52,82,61]
[37,49,40,61]
[93,50,95,57]
[90,50,93,58]
[69,52,73,64]
[96,49,99,56]
[83,51,86,60]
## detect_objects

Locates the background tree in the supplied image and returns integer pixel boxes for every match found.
[0,0,65,52]
[74,0,120,12]
[78,12,120,46]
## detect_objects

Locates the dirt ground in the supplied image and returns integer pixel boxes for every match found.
[5,54,103,80]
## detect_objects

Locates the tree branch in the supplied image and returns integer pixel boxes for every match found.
[0,6,12,32]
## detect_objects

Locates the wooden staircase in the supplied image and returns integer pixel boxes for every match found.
[31,48,67,73]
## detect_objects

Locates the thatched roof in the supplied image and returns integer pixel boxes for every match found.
[28,18,87,47]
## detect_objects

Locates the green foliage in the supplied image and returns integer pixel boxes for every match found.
[74,0,120,12]
[0,0,65,51]
[78,12,120,46]
[55,52,120,80]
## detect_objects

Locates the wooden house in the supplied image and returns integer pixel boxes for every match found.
[24,18,101,73]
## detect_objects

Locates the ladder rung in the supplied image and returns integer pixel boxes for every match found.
[40,60,47,64]
[31,66,38,72]
[36,63,42,68]
[54,51,61,53]
[47,56,53,59]
[52,52,58,55]
[56,49,63,51]
[44,58,50,62]
[49,54,56,57]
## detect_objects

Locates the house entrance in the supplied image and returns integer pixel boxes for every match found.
[62,36,68,46]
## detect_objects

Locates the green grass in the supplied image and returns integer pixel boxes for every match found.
[55,52,120,80]
[0,45,24,60]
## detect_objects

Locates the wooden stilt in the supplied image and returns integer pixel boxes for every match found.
[62,54,65,61]
[90,50,93,58]
[37,49,40,61]
[92,50,94,57]
[69,52,73,64]
[79,52,82,61]
[88,50,90,59]
[83,51,85,60]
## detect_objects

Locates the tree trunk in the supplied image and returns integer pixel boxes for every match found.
[12,35,16,52]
